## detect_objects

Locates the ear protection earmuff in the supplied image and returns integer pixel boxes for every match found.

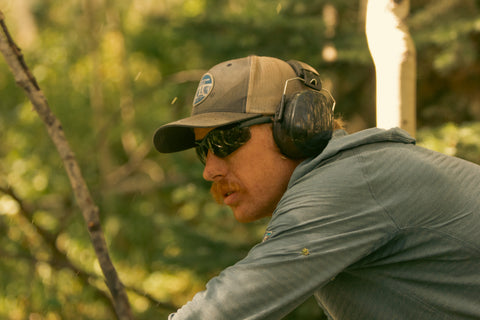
[273,60,336,159]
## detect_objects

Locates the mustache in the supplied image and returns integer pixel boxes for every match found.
[210,180,242,204]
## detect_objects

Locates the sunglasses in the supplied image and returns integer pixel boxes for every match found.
[195,116,272,165]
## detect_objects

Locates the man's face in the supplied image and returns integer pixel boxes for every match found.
[195,124,302,223]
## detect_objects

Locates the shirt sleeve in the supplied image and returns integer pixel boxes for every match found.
[170,153,399,319]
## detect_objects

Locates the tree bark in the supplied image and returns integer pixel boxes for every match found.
[365,0,417,137]
[0,10,134,320]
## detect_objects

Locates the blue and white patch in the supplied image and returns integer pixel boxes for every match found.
[193,73,214,106]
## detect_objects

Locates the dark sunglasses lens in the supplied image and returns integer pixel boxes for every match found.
[195,126,251,164]
[195,144,208,164]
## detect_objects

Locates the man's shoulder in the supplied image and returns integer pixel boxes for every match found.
[289,127,415,184]
[324,127,415,158]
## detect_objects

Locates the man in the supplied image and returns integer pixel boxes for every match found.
[153,55,480,319]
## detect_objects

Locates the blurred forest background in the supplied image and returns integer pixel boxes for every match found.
[1,0,479,319]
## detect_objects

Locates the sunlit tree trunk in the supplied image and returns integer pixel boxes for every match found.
[365,0,416,137]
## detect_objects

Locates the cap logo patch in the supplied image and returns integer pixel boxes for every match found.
[193,73,214,106]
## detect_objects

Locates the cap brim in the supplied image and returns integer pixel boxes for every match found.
[153,112,261,153]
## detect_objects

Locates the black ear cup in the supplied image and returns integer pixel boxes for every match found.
[273,90,334,158]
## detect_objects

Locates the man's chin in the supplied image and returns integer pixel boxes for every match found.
[234,216,253,223]
[231,208,248,223]
[232,208,265,223]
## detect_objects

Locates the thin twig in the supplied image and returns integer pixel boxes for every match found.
[0,11,134,320]
[1,185,178,312]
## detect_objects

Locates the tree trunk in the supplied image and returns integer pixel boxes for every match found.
[365,0,417,137]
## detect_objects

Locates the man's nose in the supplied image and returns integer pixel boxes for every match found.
[202,151,228,181]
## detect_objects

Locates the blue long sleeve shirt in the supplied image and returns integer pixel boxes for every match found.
[169,128,480,319]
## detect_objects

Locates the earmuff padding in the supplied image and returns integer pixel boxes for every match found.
[273,90,334,158]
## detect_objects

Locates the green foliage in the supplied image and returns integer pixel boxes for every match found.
[417,122,480,165]
[1,0,479,319]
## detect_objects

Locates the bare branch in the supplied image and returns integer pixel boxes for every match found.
[0,11,134,320]
[0,185,178,313]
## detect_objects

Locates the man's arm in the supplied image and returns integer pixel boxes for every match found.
[169,159,398,319]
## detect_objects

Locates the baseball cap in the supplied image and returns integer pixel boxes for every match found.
[153,55,320,153]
